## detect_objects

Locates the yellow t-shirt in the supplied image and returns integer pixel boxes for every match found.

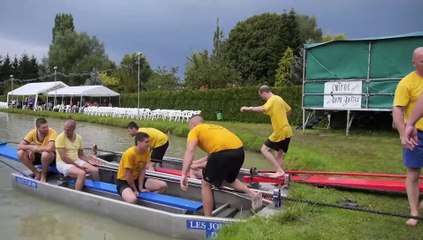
[262,95,293,142]
[23,128,57,147]
[393,71,423,130]
[138,128,168,148]
[55,132,83,163]
[187,124,243,154]
[117,146,151,180]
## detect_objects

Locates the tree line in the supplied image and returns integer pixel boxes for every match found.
[0,10,345,94]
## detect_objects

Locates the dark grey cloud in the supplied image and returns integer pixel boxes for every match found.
[0,0,422,78]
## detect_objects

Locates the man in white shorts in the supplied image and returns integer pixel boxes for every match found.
[55,119,99,190]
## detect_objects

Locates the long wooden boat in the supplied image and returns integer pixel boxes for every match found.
[0,143,283,240]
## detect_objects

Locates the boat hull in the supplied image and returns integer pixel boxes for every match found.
[11,173,241,240]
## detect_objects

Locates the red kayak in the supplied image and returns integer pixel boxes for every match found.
[155,167,422,194]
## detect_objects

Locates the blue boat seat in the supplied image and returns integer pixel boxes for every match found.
[0,143,59,174]
[0,144,19,161]
[74,179,203,212]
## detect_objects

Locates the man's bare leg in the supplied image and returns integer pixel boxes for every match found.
[40,152,55,182]
[17,150,40,180]
[145,179,168,193]
[405,167,421,226]
[260,145,285,177]
[274,149,284,169]
[224,179,261,210]
[201,180,214,216]
[67,167,86,191]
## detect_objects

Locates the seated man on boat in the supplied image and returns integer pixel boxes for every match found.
[17,117,57,182]
[117,132,168,203]
[55,119,100,191]
[127,121,169,169]
[180,115,262,216]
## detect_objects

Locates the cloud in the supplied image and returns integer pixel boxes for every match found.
[0,35,49,60]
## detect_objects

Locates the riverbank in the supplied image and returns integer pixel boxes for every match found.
[1,109,421,239]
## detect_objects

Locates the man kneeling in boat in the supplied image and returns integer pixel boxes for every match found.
[117,132,168,203]
[55,120,100,190]
[17,117,57,182]
[180,115,262,216]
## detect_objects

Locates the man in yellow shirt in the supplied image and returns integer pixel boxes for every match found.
[55,119,99,191]
[180,115,262,216]
[17,118,57,182]
[393,47,423,226]
[117,132,167,203]
[127,121,169,167]
[240,85,293,178]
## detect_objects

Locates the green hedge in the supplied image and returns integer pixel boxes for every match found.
[0,86,302,124]
[120,86,302,124]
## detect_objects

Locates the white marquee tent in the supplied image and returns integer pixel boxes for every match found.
[46,85,120,107]
[7,81,68,108]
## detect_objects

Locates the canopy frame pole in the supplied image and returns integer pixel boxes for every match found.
[34,94,39,111]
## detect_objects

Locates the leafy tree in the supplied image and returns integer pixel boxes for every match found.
[0,55,13,93]
[185,50,240,89]
[322,33,347,42]
[48,30,114,85]
[275,47,295,86]
[222,11,302,86]
[99,72,119,88]
[145,66,180,90]
[11,56,19,78]
[52,13,75,42]
[184,20,241,90]
[296,15,323,43]
[18,54,38,80]
[114,53,152,93]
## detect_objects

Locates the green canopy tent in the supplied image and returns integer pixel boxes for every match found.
[302,32,423,135]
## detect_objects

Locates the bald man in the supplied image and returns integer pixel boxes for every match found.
[180,115,261,216]
[55,120,99,191]
[393,47,423,226]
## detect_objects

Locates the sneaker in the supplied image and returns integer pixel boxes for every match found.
[252,193,263,211]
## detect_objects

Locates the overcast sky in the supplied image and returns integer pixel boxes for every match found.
[0,0,422,78]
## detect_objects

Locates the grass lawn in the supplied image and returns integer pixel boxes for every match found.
[216,127,422,240]
[1,109,422,239]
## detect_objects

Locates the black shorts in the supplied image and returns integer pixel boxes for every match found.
[264,138,291,152]
[116,178,148,196]
[202,148,244,188]
[33,153,56,166]
[151,141,169,160]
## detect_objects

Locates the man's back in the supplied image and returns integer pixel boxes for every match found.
[187,123,242,154]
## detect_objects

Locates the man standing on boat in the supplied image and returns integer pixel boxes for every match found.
[393,47,423,226]
[180,115,262,216]
[127,121,169,169]
[17,118,57,182]
[240,85,292,178]
[55,119,100,191]
[117,132,167,203]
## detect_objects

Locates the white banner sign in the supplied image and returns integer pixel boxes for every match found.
[323,81,362,109]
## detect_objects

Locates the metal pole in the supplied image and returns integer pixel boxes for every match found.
[137,52,141,119]
[54,66,58,106]
[9,75,13,91]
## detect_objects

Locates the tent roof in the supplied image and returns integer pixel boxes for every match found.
[7,81,68,96]
[305,31,423,49]
[46,85,120,97]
